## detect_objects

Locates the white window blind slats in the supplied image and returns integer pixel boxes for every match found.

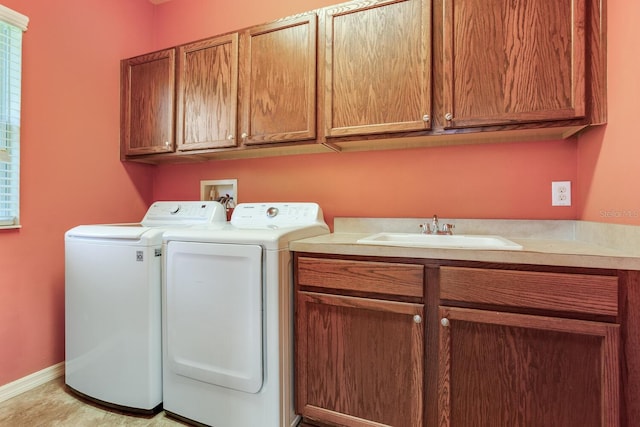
[0,5,27,228]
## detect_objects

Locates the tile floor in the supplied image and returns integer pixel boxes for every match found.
[0,377,187,426]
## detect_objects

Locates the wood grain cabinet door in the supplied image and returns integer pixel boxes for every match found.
[323,0,432,137]
[239,14,317,145]
[175,34,239,151]
[296,291,424,427]
[121,49,176,156]
[439,0,586,128]
[438,306,620,427]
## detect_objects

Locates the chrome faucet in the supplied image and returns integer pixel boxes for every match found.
[431,214,439,232]
[420,214,455,235]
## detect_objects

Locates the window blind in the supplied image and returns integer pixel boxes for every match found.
[0,4,28,228]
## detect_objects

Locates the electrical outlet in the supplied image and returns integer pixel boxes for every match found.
[551,181,571,206]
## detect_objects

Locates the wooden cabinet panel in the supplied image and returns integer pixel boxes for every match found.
[239,14,317,145]
[438,306,620,427]
[296,291,424,426]
[176,34,239,151]
[294,255,626,427]
[440,266,618,317]
[297,256,424,298]
[440,0,586,128]
[323,0,431,137]
[121,0,606,163]
[621,271,640,425]
[121,49,175,156]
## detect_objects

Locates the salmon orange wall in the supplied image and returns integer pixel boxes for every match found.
[151,0,581,227]
[152,0,346,46]
[154,141,577,227]
[577,1,640,225]
[0,0,157,387]
[1,0,635,390]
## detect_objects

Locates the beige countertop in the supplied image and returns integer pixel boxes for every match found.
[290,218,640,270]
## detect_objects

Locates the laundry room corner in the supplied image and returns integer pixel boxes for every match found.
[0,0,157,389]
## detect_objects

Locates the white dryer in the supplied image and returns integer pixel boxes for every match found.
[162,202,329,427]
[65,201,226,413]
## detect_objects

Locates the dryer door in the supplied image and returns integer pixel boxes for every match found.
[165,241,263,393]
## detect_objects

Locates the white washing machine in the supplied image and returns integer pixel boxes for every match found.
[65,201,227,413]
[162,202,329,427]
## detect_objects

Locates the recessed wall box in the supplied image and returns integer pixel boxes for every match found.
[201,179,238,203]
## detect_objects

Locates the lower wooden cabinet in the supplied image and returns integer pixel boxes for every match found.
[294,255,623,427]
[438,266,620,427]
[295,256,425,426]
[438,306,619,427]
[296,291,424,426]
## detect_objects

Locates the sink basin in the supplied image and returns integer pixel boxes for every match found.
[356,233,523,250]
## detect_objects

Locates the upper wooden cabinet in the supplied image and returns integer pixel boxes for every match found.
[176,34,239,152]
[323,0,432,137]
[436,0,587,129]
[121,49,176,157]
[120,0,606,162]
[239,14,317,145]
[122,14,318,160]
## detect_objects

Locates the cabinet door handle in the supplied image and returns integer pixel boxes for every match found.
[444,113,454,121]
[241,132,248,139]
[422,114,430,123]
[440,317,450,327]
[413,315,422,324]
[227,135,234,140]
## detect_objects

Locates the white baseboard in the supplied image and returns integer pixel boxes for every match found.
[0,362,65,404]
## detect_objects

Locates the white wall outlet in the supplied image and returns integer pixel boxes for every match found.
[551,181,571,206]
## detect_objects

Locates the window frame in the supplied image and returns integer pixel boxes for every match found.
[0,4,28,229]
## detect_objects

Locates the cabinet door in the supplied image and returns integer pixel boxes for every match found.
[440,0,585,128]
[438,306,619,427]
[176,34,239,151]
[239,14,317,145]
[296,291,424,427]
[323,0,432,137]
[121,49,175,156]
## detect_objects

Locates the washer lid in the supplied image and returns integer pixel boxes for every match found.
[65,224,160,240]
[65,201,228,242]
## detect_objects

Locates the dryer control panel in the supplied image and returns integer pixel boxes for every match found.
[231,203,324,228]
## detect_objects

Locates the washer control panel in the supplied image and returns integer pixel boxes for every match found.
[142,201,227,225]
[231,203,324,228]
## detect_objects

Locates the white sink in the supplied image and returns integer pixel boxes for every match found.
[356,233,523,250]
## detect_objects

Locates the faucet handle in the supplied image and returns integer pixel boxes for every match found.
[441,223,455,235]
[419,223,431,234]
